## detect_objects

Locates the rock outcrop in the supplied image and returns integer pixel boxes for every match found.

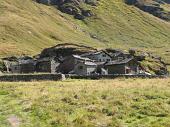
[40,43,97,58]
[125,0,170,21]
[126,49,168,75]
[36,0,97,20]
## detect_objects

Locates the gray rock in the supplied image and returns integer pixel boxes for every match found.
[36,0,95,19]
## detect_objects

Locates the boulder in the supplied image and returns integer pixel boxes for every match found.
[85,0,97,6]
[60,5,79,15]
[74,13,85,20]
[82,10,93,17]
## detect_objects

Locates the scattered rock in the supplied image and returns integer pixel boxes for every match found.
[74,94,79,99]
[61,97,72,103]
[82,10,93,17]
[7,115,20,127]
[74,13,85,20]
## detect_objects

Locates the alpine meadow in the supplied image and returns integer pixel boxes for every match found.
[0,0,170,127]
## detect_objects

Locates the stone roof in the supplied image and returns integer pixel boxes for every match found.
[84,61,97,66]
[36,57,51,62]
[95,61,106,65]
[81,50,112,58]
[105,57,134,66]
[73,55,93,61]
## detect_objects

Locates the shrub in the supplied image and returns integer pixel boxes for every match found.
[0,60,5,72]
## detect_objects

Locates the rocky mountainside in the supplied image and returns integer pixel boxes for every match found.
[36,0,170,21]
[0,0,170,65]
[36,0,97,20]
[126,0,170,21]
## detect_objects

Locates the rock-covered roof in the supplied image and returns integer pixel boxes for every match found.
[73,55,94,62]
[81,50,112,58]
[105,57,134,66]
[84,61,97,66]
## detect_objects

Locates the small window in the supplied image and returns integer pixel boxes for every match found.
[99,59,102,62]
[107,59,110,61]
[126,69,131,74]
[103,54,106,57]
[78,66,83,70]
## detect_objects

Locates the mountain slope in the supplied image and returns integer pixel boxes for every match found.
[0,0,170,63]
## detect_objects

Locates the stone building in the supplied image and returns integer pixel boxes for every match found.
[105,57,140,75]
[107,50,131,61]
[74,61,97,75]
[36,57,60,73]
[4,56,36,73]
[57,55,97,75]
[81,50,112,62]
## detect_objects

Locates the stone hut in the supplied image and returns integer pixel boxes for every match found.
[57,55,97,75]
[4,56,36,74]
[74,60,97,75]
[36,57,60,73]
[105,57,140,75]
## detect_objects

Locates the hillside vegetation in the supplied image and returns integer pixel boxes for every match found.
[0,0,170,63]
[0,78,170,127]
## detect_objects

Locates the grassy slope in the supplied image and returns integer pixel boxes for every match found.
[0,79,170,127]
[0,0,170,62]
[0,0,101,56]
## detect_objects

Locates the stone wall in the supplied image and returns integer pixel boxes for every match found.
[0,73,168,82]
[66,74,169,79]
[0,74,65,82]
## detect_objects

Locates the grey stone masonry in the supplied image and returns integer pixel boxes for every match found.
[0,73,64,82]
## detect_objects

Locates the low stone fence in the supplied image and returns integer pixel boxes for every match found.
[66,74,169,79]
[0,73,65,82]
[0,73,168,82]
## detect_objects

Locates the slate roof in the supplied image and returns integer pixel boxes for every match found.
[73,55,93,61]
[81,50,112,58]
[105,57,134,66]
[95,62,106,65]
[84,61,97,66]
[106,49,130,58]
[36,57,51,62]
[18,56,33,61]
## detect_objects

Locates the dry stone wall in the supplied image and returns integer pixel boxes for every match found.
[0,74,65,82]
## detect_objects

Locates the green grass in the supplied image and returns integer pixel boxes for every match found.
[0,0,170,63]
[0,78,170,127]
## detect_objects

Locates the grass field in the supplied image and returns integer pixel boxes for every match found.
[0,0,170,63]
[0,78,170,127]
